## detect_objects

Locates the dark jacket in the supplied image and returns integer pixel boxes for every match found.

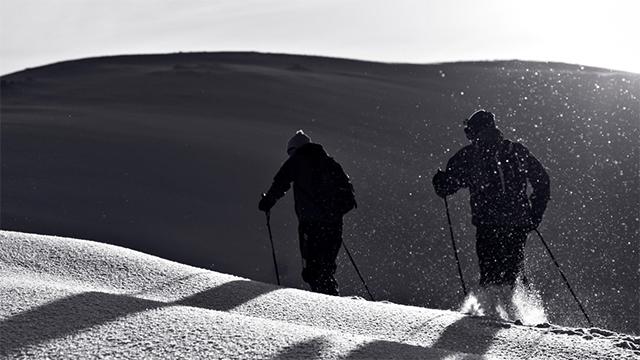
[434,130,550,227]
[266,143,351,222]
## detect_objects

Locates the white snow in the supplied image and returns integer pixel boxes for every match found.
[1,230,638,359]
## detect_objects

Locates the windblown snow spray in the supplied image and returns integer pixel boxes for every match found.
[459,278,548,325]
[511,281,548,325]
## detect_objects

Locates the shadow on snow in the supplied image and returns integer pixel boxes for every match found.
[0,279,274,355]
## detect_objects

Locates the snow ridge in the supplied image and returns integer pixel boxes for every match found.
[0,230,637,359]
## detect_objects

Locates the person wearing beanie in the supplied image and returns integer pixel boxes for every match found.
[259,130,356,295]
[432,110,550,319]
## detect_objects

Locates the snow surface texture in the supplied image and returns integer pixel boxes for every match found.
[1,231,638,359]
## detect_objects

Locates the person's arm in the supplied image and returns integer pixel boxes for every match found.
[259,156,296,212]
[433,148,470,198]
[270,158,297,199]
[520,145,550,227]
[333,158,357,209]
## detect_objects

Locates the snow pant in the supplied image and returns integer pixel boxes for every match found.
[476,226,529,288]
[298,220,342,296]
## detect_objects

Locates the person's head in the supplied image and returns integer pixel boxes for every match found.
[287,130,311,156]
[463,110,497,142]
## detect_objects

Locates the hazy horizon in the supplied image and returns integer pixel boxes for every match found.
[1,0,639,76]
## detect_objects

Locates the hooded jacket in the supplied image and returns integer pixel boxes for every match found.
[435,129,550,227]
[266,143,351,223]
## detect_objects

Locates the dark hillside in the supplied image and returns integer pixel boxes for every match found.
[2,52,638,333]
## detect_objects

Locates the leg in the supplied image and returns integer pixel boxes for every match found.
[491,227,529,320]
[316,222,342,295]
[476,226,502,288]
[501,228,528,289]
[477,227,527,288]
[475,226,501,317]
[299,221,342,295]
[476,226,522,318]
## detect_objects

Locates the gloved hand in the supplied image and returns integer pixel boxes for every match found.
[432,169,449,198]
[527,213,543,232]
[258,193,276,212]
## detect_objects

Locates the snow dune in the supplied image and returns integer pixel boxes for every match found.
[1,231,637,359]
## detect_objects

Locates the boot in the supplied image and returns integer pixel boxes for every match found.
[475,286,499,318]
[493,284,516,321]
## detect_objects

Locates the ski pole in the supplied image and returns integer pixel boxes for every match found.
[265,211,281,286]
[444,196,468,297]
[342,240,375,301]
[535,229,592,327]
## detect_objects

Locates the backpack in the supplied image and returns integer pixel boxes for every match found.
[313,157,357,216]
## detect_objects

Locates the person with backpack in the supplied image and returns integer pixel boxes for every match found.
[259,130,356,295]
[432,110,550,318]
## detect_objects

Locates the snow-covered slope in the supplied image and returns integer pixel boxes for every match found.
[1,231,637,359]
[2,53,638,334]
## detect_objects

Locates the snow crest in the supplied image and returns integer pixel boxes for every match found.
[0,230,637,359]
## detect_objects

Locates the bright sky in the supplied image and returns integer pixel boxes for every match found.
[1,0,639,75]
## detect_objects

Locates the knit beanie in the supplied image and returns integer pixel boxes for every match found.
[465,110,496,134]
[287,130,311,155]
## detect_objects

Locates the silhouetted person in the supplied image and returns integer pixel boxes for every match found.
[259,130,356,295]
[432,110,550,317]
